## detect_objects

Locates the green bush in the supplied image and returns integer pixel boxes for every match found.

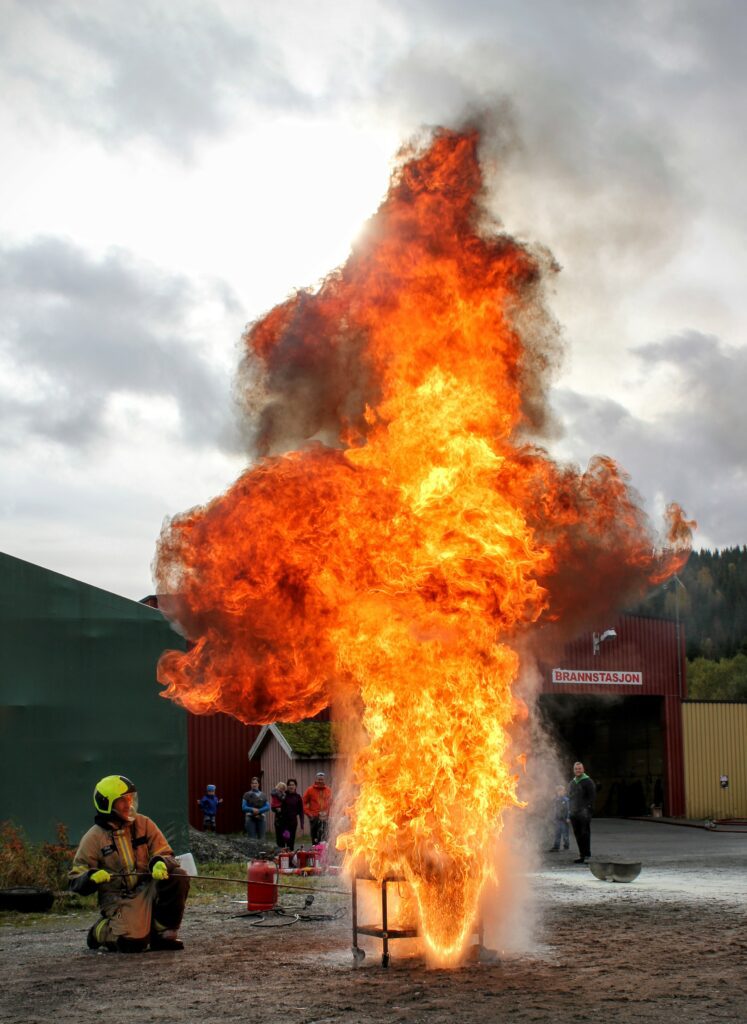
[0,821,73,894]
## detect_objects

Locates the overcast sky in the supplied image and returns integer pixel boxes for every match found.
[1,0,744,600]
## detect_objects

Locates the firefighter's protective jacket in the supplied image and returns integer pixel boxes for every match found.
[69,813,176,911]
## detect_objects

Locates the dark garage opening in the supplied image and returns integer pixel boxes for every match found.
[538,693,665,817]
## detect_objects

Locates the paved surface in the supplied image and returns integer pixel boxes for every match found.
[566,817,747,864]
[536,817,747,906]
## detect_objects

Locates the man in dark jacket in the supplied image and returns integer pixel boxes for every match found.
[277,778,305,850]
[242,777,270,841]
[568,761,596,864]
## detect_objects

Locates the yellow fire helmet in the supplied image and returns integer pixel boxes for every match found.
[93,775,138,820]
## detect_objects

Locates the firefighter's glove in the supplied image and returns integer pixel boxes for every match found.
[151,861,169,881]
[90,869,111,885]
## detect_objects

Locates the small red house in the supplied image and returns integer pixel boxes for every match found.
[249,721,341,796]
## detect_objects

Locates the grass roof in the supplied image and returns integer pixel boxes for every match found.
[275,720,335,758]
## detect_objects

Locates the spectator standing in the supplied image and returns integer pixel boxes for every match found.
[277,778,305,850]
[197,784,223,832]
[270,781,287,848]
[242,776,270,843]
[548,785,570,851]
[303,771,333,845]
[568,761,596,864]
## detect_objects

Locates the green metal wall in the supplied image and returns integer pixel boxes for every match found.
[0,552,189,852]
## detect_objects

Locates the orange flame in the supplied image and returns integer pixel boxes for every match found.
[154,128,692,962]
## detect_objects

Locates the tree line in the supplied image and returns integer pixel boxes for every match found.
[629,546,747,699]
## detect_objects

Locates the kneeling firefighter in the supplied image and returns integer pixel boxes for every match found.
[69,774,190,952]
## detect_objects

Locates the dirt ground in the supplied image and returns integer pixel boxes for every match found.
[1,821,746,1024]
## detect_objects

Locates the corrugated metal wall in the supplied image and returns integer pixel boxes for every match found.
[544,613,685,697]
[188,713,262,833]
[682,701,747,819]
[541,613,687,815]
[0,551,189,849]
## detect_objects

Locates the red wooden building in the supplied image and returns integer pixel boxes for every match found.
[539,612,686,816]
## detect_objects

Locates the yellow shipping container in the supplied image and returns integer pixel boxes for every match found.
[682,701,747,819]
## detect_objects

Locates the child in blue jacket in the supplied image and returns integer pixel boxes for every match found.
[549,786,570,851]
[197,784,223,832]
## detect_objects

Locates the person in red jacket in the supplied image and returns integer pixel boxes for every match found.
[303,772,333,844]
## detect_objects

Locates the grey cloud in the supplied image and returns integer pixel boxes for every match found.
[634,331,747,463]
[373,0,747,295]
[552,331,747,546]
[7,0,745,224]
[0,237,243,451]
[5,0,310,155]
[0,391,103,448]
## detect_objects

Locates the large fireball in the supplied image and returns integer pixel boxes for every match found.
[154,128,692,961]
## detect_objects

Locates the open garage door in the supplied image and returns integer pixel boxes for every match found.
[538,693,665,817]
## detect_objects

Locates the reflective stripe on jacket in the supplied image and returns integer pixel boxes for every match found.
[69,813,174,908]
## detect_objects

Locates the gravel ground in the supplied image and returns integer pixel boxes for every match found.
[1,821,745,1024]
[187,825,266,863]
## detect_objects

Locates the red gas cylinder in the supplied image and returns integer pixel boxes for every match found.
[296,849,316,869]
[247,859,278,911]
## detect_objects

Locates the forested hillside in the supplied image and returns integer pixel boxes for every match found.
[632,547,747,660]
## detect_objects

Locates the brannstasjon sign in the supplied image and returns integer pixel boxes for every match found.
[551,668,643,685]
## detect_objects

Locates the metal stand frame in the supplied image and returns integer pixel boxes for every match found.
[351,873,417,967]
[351,872,496,968]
